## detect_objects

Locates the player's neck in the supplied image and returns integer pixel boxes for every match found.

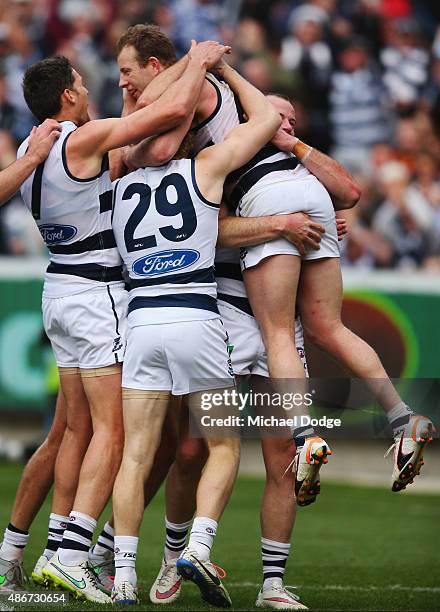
[52,109,84,126]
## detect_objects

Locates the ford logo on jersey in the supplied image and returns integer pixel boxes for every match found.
[132,249,200,277]
[39,224,77,244]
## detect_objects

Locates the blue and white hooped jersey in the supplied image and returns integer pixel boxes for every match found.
[112,159,220,326]
[17,121,122,298]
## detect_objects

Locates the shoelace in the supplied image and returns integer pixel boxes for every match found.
[158,562,178,587]
[282,585,302,602]
[283,455,298,478]
[384,442,396,458]
[212,563,227,580]
[10,562,29,587]
[83,563,101,589]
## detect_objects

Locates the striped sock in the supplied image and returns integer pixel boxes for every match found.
[114,535,138,588]
[261,537,290,591]
[164,518,192,562]
[386,402,414,438]
[58,512,96,566]
[43,513,69,560]
[0,523,29,562]
[91,521,114,558]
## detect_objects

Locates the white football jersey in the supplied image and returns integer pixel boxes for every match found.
[17,121,122,298]
[112,159,220,326]
[192,73,241,154]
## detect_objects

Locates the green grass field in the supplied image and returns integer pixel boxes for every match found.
[0,463,439,612]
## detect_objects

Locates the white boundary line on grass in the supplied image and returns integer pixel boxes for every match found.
[229,583,440,593]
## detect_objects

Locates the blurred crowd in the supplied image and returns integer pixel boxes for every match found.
[0,0,440,271]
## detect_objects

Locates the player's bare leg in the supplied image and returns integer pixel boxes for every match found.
[33,370,93,584]
[112,389,170,604]
[50,370,92,518]
[244,255,304,379]
[90,397,183,595]
[244,255,331,506]
[175,389,240,608]
[43,366,123,604]
[256,437,307,610]
[298,257,434,490]
[0,390,67,591]
[71,367,124,516]
[150,413,208,605]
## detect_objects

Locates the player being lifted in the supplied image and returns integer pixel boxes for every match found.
[110,63,281,607]
[10,41,230,604]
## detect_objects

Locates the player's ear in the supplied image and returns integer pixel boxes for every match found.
[148,56,162,76]
[61,88,76,106]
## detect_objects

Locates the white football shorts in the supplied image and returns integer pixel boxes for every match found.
[218,300,308,378]
[239,174,340,270]
[122,318,235,395]
[43,283,127,369]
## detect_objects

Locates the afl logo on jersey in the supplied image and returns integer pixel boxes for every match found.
[39,224,77,245]
[132,249,200,277]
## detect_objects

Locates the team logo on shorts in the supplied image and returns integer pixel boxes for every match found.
[39,224,77,244]
[132,249,200,277]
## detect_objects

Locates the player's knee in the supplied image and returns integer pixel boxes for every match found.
[207,437,241,463]
[66,415,93,439]
[303,318,341,349]
[175,438,207,474]
[263,327,296,349]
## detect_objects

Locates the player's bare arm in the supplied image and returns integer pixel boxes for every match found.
[135,46,222,126]
[125,112,196,169]
[134,56,190,107]
[0,120,61,204]
[195,63,281,203]
[271,128,361,210]
[67,42,228,178]
[217,203,324,256]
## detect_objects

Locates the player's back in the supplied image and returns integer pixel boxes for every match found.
[112,158,221,326]
[18,121,122,297]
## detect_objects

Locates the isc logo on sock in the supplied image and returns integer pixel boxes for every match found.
[123,553,136,559]
[206,528,215,534]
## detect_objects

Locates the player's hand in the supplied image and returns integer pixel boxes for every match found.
[280,212,325,256]
[189,40,232,70]
[271,129,298,152]
[27,119,61,164]
[336,217,347,241]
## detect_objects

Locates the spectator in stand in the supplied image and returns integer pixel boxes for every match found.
[381,17,430,114]
[0,0,436,269]
[329,36,393,174]
[373,161,430,268]
[168,0,226,56]
[280,3,333,150]
[235,18,296,95]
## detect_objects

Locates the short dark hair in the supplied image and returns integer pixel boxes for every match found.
[23,56,75,122]
[116,24,177,68]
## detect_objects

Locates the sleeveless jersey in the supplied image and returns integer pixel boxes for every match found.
[17,121,122,298]
[112,159,220,326]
